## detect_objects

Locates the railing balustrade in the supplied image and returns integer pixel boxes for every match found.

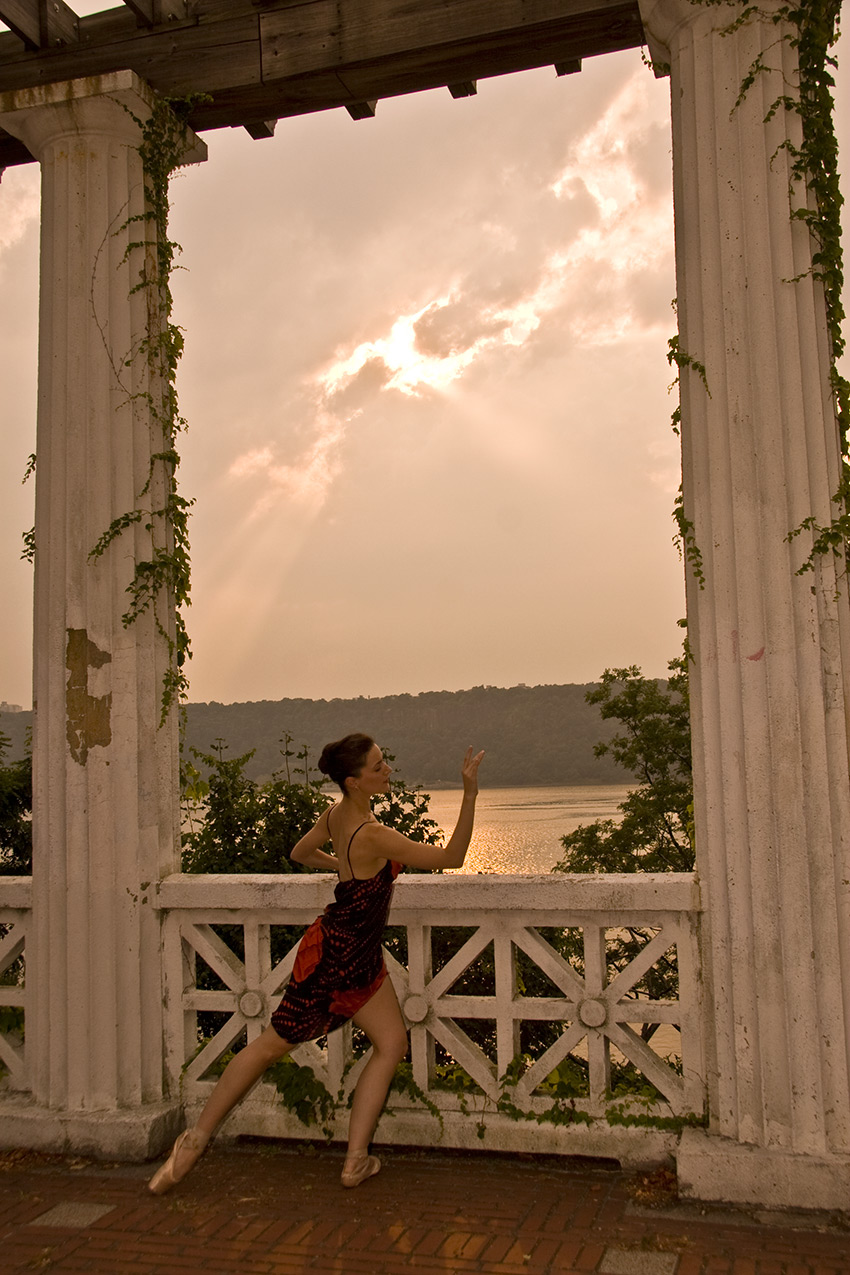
[0,872,705,1164]
[157,872,705,1165]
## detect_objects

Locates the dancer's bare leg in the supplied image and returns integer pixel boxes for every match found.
[196,1024,293,1136]
[149,1025,292,1193]
[344,978,408,1179]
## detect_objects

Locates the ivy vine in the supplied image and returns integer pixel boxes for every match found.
[667,331,709,589]
[689,1,847,579]
[261,1047,704,1140]
[767,0,849,575]
[20,452,36,565]
[88,95,205,723]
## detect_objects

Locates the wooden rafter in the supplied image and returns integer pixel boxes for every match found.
[0,0,79,50]
[0,0,644,168]
[120,1,189,27]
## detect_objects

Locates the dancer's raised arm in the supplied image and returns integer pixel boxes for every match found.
[356,746,485,872]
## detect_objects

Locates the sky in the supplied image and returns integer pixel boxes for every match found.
[0,9,847,709]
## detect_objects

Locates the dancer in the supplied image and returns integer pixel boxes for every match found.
[149,732,484,1194]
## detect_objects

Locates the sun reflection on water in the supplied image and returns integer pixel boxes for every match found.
[423,784,631,875]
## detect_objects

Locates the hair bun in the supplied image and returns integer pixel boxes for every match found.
[317,733,375,792]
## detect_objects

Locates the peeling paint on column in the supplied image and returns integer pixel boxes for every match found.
[65,627,112,764]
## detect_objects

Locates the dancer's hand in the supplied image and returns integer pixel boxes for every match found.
[461,746,485,797]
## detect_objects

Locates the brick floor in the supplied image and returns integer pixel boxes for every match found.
[0,1142,848,1274]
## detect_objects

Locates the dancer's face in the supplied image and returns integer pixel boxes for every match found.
[353,745,392,796]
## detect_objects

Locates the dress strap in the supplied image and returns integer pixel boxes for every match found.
[346,820,371,874]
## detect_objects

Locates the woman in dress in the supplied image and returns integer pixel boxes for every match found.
[149,732,484,1194]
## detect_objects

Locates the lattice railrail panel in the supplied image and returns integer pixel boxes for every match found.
[0,895,30,1093]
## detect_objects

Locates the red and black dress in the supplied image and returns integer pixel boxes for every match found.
[271,819,403,1044]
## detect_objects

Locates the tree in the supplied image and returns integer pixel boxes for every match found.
[553,650,694,876]
[180,736,330,875]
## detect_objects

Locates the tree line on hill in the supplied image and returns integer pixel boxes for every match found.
[0,683,628,788]
[182,684,628,787]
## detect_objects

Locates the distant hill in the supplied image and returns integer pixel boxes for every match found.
[1,683,630,788]
[185,685,628,786]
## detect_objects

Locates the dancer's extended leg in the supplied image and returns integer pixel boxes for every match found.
[195,1024,292,1136]
[149,1025,292,1194]
[343,977,408,1186]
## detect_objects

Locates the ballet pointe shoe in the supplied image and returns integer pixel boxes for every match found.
[148,1127,210,1195]
[341,1151,381,1188]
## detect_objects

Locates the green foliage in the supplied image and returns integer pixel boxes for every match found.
[535,1054,590,1102]
[0,731,32,876]
[388,1061,445,1131]
[181,736,331,874]
[267,1056,336,1137]
[553,653,694,876]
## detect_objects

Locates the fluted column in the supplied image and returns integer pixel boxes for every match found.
[0,73,205,1158]
[639,0,850,1206]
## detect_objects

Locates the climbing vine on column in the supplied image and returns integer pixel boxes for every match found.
[661,1,846,587]
[709,0,846,572]
[89,95,203,722]
[768,0,849,572]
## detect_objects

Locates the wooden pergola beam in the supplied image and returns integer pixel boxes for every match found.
[120,1,189,27]
[0,0,79,51]
[0,0,644,168]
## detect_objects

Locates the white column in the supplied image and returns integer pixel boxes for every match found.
[639,0,850,1207]
[0,73,206,1158]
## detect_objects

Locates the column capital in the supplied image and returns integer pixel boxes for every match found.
[637,0,787,70]
[0,69,206,166]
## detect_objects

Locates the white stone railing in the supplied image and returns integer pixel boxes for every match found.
[158,872,705,1166]
[0,878,30,1093]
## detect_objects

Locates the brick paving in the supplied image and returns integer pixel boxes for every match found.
[1,1141,848,1274]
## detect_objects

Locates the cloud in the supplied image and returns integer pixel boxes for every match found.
[313,67,673,396]
[221,65,675,529]
[549,67,674,343]
[0,167,39,254]
[227,411,345,516]
[413,296,509,360]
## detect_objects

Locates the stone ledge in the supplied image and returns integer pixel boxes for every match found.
[0,1096,183,1162]
[156,870,701,914]
[676,1127,850,1211]
[190,1087,679,1171]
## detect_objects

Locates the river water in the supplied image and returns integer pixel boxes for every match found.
[422,783,631,875]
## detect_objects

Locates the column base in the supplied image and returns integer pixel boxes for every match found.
[677,1127,850,1210]
[0,1095,183,1162]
